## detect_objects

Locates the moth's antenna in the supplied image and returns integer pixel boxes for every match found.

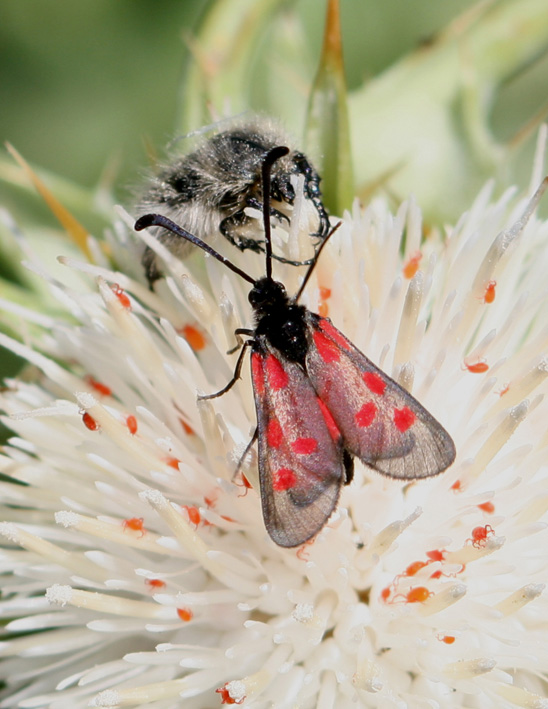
[261,146,290,281]
[293,220,343,303]
[135,214,256,285]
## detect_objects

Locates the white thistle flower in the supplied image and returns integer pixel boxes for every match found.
[2,140,548,709]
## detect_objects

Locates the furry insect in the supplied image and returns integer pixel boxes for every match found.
[135,147,456,548]
[137,118,328,288]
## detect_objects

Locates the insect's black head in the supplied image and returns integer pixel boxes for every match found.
[248,277,289,318]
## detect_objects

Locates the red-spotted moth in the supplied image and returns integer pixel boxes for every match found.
[135,146,456,548]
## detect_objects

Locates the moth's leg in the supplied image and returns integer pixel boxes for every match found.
[199,339,252,400]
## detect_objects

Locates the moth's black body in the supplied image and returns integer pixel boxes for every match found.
[135,146,456,548]
[137,120,329,287]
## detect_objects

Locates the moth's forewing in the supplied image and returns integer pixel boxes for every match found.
[250,339,346,547]
[305,316,456,480]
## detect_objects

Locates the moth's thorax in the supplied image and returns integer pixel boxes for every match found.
[250,277,309,365]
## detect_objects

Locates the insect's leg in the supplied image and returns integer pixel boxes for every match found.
[219,213,265,253]
[343,449,354,485]
[141,245,162,289]
[198,340,252,400]
[233,427,258,479]
[227,328,254,355]
[293,152,330,240]
[244,195,290,226]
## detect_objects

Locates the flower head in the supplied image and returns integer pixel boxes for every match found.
[2,132,548,707]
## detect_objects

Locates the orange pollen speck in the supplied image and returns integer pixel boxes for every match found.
[451,480,462,492]
[319,286,332,300]
[483,280,496,304]
[177,608,193,622]
[183,506,201,526]
[405,561,428,577]
[441,635,456,644]
[126,415,138,435]
[406,586,431,603]
[145,578,166,590]
[181,324,206,351]
[464,359,489,373]
[216,684,245,705]
[111,283,131,309]
[165,457,181,469]
[85,375,112,397]
[478,501,495,514]
[380,587,391,602]
[123,517,145,536]
[180,418,194,435]
[403,251,422,279]
[82,412,99,431]
[426,549,445,562]
[469,524,494,547]
[318,301,329,317]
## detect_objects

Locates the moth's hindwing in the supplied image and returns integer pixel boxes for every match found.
[250,340,345,547]
[305,316,456,480]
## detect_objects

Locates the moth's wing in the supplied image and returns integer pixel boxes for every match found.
[251,341,345,547]
[305,315,456,479]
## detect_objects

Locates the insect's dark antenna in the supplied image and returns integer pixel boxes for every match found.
[293,220,343,303]
[261,146,290,282]
[134,214,256,286]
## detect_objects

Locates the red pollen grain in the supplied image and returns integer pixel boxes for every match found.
[266,419,283,448]
[111,283,131,309]
[478,501,495,514]
[469,524,494,547]
[313,330,340,363]
[165,457,181,470]
[355,401,377,428]
[318,301,329,317]
[380,587,391,602]
[145,578,166,590]
[85,375,112,397]
[251,353,265,396]
[483,280,496,304]
[440,635,456,644]
[319,286,332,301]
[123,517,145,536]
[82,412,99,431]
[363,371,386,395]
[317,398,341,440]
[183,506,201,526]
[430,570,442,579]
[464,359,489,374]
[292,437,318,455]
[426,549,445,562]
[319,319,351,350]
[394,406,416,432]
[266,354,288,390]
[406,586,431,603]
[405,560,428,577]
[216,685,245,705]
[181,324,206,351]
[180,418,194,435]
[126,415,138,435]
[403,251,422,279]
[451,480,462,492]
[177,607,193,622]
[273,468,297,491]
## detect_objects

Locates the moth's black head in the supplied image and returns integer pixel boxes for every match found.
[248,277,289,318]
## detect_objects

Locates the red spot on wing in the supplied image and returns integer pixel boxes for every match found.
[355,401,377,428]
[363,371,386,395]
[273,468,297,491]
[266,419,283,448]
[318,319,351,350]
[266,354,288,390]
[393,406,415,432]
[317,398,341,440]
[313,330,340,363]
[292,437,318,455]
[251,352,265,396]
